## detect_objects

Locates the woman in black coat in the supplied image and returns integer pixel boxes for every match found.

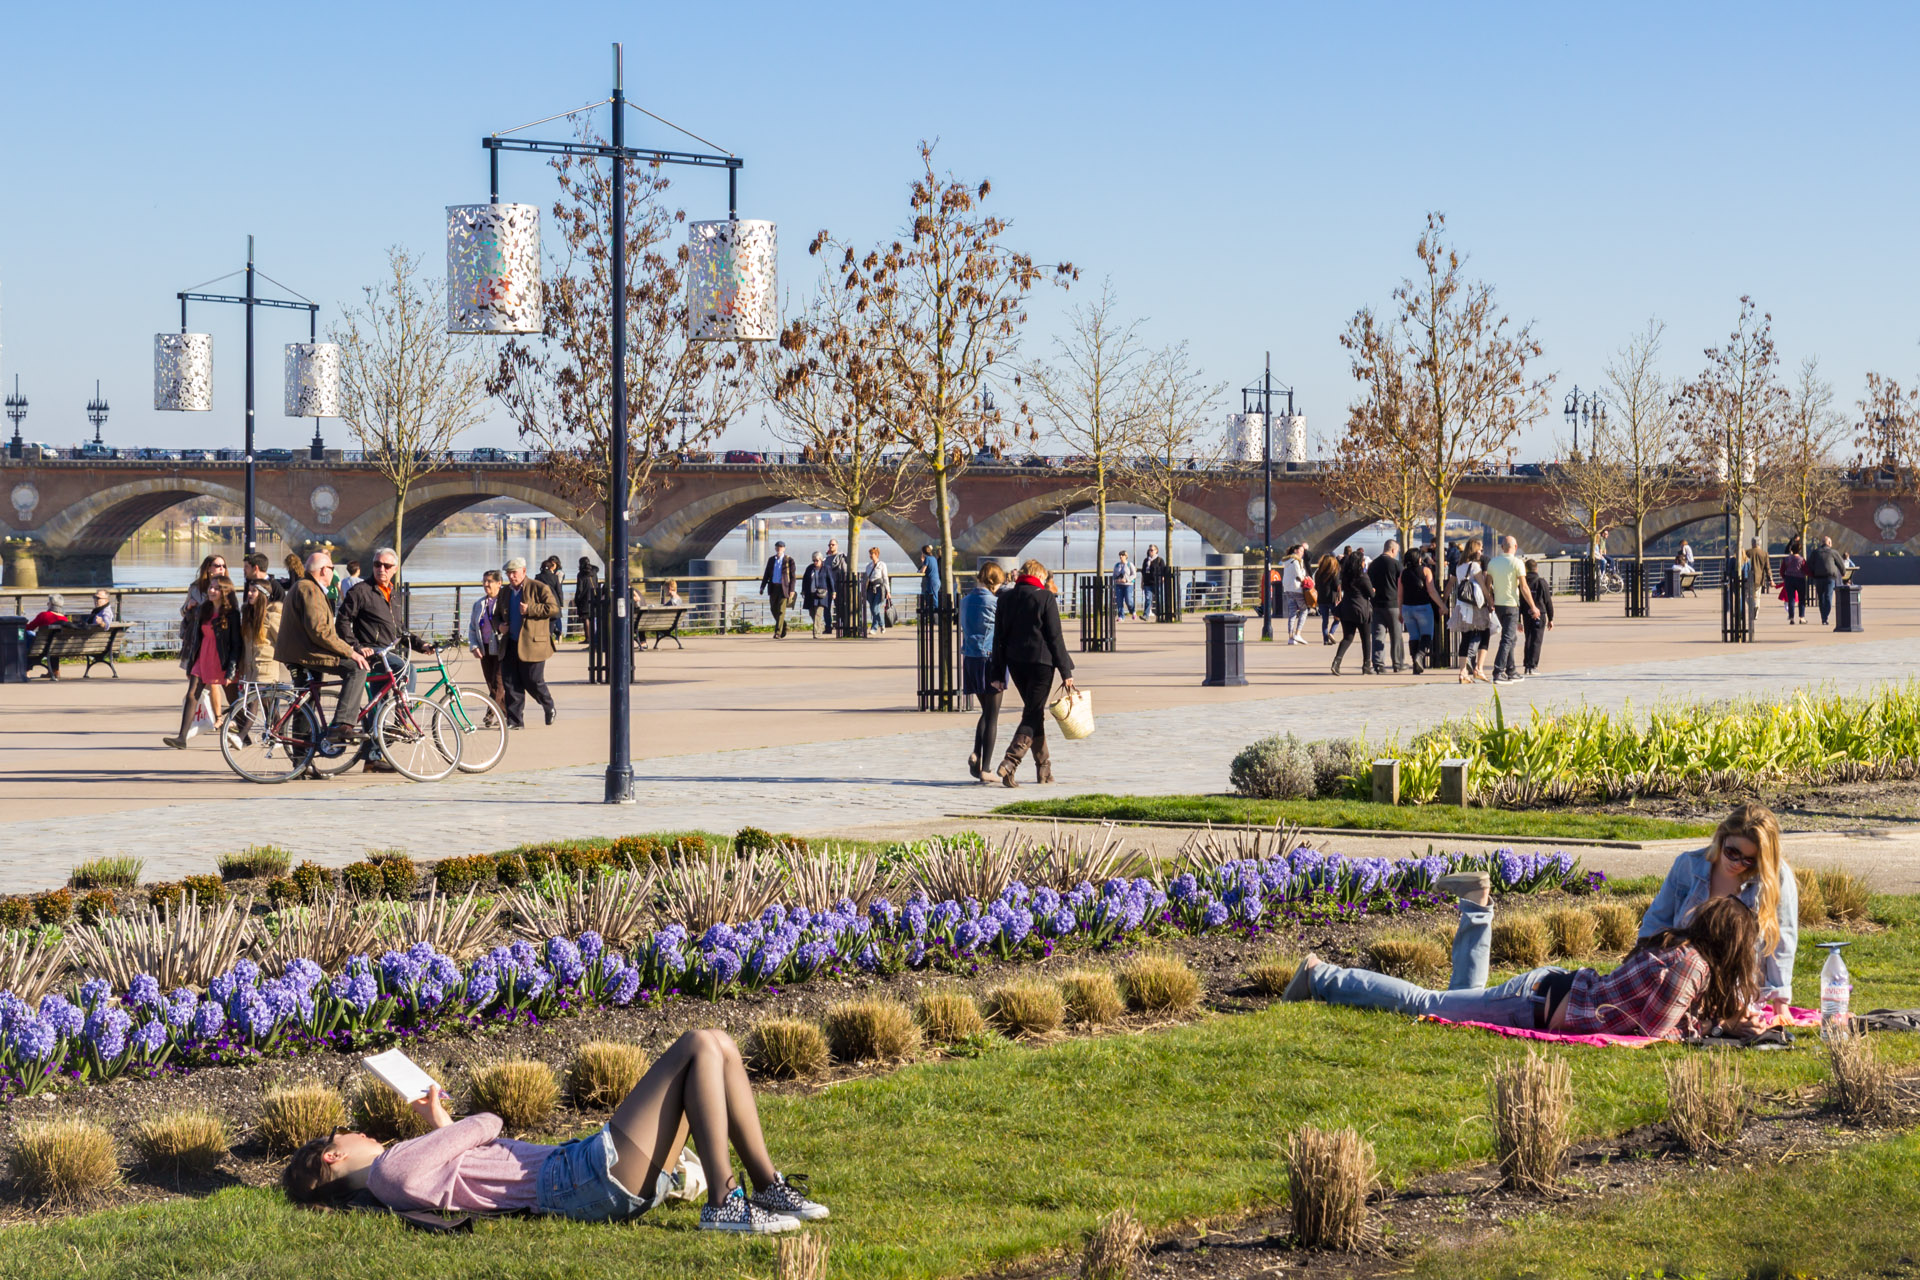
[987,560,1076,787]
[1332,547,1376,675]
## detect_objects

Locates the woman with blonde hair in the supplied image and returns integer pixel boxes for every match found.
[987,557,1074,785]
[1638,802,1798,1023]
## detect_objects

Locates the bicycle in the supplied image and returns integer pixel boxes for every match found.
[414,644,507,774]
[220,638,463,784]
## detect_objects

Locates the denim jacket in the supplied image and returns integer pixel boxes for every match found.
[959,586,998,658]
[1638,849,1798,1004]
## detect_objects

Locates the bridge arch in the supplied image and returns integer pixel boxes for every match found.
[633,477,937,572]
[960,486,1243,561]
[38,478,315,559]
[1273,497,1570,560]
[331,478,607,565]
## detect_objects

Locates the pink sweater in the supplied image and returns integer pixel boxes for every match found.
[367,1113,553,1212]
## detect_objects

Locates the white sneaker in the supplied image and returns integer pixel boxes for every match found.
[700,1187,799,1233]
[750,1173,829,1221]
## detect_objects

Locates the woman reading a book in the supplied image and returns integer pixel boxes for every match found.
[283,1029,825,1234]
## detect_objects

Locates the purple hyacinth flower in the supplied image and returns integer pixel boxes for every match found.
[192,1000,226,1039]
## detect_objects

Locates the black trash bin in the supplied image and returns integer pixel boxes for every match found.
[0,616,26,684]
[1202,612,1248,687]
[1836,583,1864,633]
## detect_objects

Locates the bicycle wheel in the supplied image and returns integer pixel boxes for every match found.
[220,686,319,784]
[377,695,462,782]
[436,687,507,774]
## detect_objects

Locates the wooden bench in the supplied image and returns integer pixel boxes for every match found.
[633,606,689,651]
[26,624,129,678]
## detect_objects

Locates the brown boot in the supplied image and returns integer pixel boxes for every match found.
[1032,734,1054,784]
[997,728,1033,787]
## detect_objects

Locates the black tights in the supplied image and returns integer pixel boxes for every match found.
[606,1029,778,1208]
[972,687,1002,766]
[1008,660,1056,753]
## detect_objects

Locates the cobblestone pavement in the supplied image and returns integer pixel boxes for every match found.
[8,634,1919,892]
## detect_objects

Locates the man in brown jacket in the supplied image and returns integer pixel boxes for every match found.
[501,556,558,728]
[274,551,369,739]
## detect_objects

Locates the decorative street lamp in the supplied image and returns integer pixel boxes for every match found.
[6,376,27,460]
[155,237,335,553]
[457,42,775,804]
[86,382,110,447]
[1562,385,1605,462]
[1241,354,1296,641]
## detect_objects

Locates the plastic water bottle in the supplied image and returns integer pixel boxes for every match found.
[1818,941,1853,1040]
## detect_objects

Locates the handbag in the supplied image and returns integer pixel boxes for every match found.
[1301,578,1318,609]
[1047,687,1095,740]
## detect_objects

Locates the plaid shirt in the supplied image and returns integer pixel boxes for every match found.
[1563,944,1708,1039]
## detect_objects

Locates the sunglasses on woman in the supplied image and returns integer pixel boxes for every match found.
[1721,847,1757,869]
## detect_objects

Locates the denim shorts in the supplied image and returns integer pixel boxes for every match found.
[535,1125,670,1222]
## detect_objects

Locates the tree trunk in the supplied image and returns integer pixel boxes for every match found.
[392,486,407,587]
[1094,464,1108,582]
[847,511,865,577]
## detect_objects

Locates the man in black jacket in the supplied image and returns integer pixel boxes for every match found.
[821,538,849,634]
[1806,535,1845,625]
[1366,540,1405,673]
[335,548,433,771]
[759,540,796,638]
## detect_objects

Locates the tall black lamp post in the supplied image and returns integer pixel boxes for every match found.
[1720,427,1751,643]
[5,377,25,460]
[86,382,110,446]
[454,42,776,804]
[1241,354,1295,640]
[1563,386,1606,600]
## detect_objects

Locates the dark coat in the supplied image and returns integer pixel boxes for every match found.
[181,599,243,676]
[1525,573,1555,625]
[274,578,359,668]
[338,579,404,651]
[801,563,828,607]
[1335,558,1374,626]
[760,554,797,594]
[1807,546,1845,580]
[989,578,1074,678]
[1367,553,1402,604]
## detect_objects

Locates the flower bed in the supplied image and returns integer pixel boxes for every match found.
[0,846,1594,1101]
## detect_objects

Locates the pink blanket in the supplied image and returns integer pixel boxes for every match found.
[1419,1006,1821,1048]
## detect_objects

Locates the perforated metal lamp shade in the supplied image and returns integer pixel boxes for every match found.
[154,333,213,411]
[284,343,342,418]
[687,219,777,342]
[447,203,544,334]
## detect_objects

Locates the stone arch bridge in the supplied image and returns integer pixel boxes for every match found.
[1,456,1910,587]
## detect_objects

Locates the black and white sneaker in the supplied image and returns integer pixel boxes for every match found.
[700,1187,799,1234]
[750,1173,829,1221]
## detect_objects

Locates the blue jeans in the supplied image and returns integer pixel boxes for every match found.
[1283,590,1307,637]
[1402,603,1433,655]
[536,1125,669,1222]
[1813,578,1835,624]
[1307,903,1566,1028]
[1113,583,1134,615]
[1141,586,1158,618]
[869,596,887,631]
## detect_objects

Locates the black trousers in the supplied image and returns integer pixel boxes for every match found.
[1334,607,1374,672]
[1007,660,1057,753]
[501,652,553,727]
[767,585,790,637]
[1523,617,1546,672]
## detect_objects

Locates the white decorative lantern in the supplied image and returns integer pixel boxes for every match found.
[154,333,214,411]
[687,219,778,342]
[1279,414,1308,464]
[285,343,342,417]
[447,203,543,334]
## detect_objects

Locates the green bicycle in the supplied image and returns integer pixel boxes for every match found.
[416,645,508,774]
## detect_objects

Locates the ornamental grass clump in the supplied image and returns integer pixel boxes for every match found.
[258,1082,347,1155]
[218,845,291,881]
[1490,915,1551,969]
[984,980,1066,1038]
[1489,1050,1572,1191]
[568,1041,649,1110]
[1544,907,1598,960]
[1818,868,1871,924]
[1119,953,1202,1015]
[1284,1124,1376,1251]
[824,998,921,1062]
[746,1018,830,1079]
[131,1110,229,1177]
[1080,1206,1148,1280]
[1590,901,1639,952]
[1664,1056,1745,1154]
[1795,867,1828,925]
[1826,1029,1902,1123]
[1245,953,1298,996]
[350,1065,449,1141]
[10,1120,118,1203]
[1362,934,1448,986]
[914,991,987,1043]
[777,1231,831,1280]
[466,1060,560,1132]
[71,854,143,890]
[1059,969,1127,1026]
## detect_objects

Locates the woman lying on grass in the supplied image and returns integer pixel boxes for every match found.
[283,1029,825,1234]
[1284,872,1763,1040]
[1640,802,1798,1023]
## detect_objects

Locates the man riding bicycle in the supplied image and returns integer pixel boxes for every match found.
[336,548,438,772]
[274,552,369,747]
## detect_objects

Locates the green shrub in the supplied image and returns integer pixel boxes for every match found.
[1491,916,1551,969]
[493,852,529,886]
[674,835,711,859]
[218,846,291,881]
[265,877,301,909]
[179,874,226,906]
[131,1110,229,1177]
[366,848,409,864]
[746,1018,830,1078]
[342,861,384,900]
[33,888,73,925]
[1120,953,1203,1015]
[465,1060,559,1132]
[9,1119,117,1202]
[258,1082,346,1155]
[914,991,988,1043]
[75,889,117,927]
[433,854,497,895]
[291,860,332,902]
[1229,733,1316,800]
[567,1041,650,1110]
[71,855,143,890]
[824,998,922,1062]
[0,896,30,929]
[379,855,418,899]
[561,845,611,878]
[146,882,183,912]
[609,835,667,867]
[1059,970,1127,1026]
[734,826,780,857]
[985,980,1066,1037]
[1308,739,1362,798]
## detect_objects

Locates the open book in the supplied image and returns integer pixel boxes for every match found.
[361,1048,438,1102]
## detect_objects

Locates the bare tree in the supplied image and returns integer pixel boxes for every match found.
[333,246,491,578]
[816,144,1074,595]
[488,124,759,566]
[1676,297,1788,561]
[1024,279,1148,574]
[1325,324,1427,549]
[764,258,927,574]
[1856,370,1919,492]
[1603,320,1690,592]
[1117,342,1225,568]
[1543,421,1624,573]
[1760,357,1850,553]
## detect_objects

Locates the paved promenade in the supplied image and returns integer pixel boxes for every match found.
[2,591,1919,891]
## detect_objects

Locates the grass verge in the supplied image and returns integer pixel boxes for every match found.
[993,794,1715,842]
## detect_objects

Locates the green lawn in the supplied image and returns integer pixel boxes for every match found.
[5,902,1915,1279]
[994,794,1715,843]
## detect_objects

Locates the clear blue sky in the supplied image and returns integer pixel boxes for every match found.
[3,1,1916,458]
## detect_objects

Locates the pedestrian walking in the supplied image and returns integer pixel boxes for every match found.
[1367,539,1405,672]
[1779,539,1807,625]
[1313,553,1341,645]
[961,562,1008,783]
[239,578,285,685]
[468,570,508,710]
[759,540,796,638]
[861,547,892,634]
[1331,547,1376,675]
[282,552,307,593]
[1741,538,1773,634]
[821,538,849,634]
[1522,558,1555,676]
[1111,550,1135,619]
[338,560,363,599]
[917,544,943,605]
[572,558,601,654]
[1451,539,1493,684]
[177,553,225,682]
[801,552,829,638]
[500,557,559,729]
[163,575,240,749]
[1279,544,1309,644]
[537,557,565,643]
[273,552,371,745]
[1400,548,1444,674]
[1139,544,1166,619]
[1486,535,1541,683]
[987,558,1075,787]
